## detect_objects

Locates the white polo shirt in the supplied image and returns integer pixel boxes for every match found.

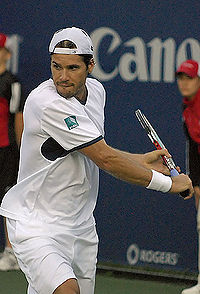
[0,77,105,228]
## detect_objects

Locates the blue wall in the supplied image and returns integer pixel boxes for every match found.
[1,0,200,272]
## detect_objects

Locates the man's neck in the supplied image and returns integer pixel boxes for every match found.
[75,86,88,104]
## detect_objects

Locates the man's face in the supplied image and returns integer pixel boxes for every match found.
[177,73,200,99]
[51,54,94,100]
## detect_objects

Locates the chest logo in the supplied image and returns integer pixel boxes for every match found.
[64,115,79,130]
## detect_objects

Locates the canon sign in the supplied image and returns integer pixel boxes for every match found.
[90,27,200,83]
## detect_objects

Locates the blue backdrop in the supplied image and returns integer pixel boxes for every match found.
[1,0,200,273]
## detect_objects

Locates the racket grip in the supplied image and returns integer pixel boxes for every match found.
[170,168,190,198]
[170,169,179,177]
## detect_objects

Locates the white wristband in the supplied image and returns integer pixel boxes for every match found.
[146,170,172,193]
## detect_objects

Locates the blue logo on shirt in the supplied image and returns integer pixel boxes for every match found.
[64,116,79,130]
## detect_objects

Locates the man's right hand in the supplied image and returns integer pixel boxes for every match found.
[170,174,194,199]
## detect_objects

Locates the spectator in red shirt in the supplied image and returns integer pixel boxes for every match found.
[0,33,25,271]
[176,59,200,294]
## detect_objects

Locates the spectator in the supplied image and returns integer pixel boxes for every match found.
[0,33,25,271]
[176,59,200,294]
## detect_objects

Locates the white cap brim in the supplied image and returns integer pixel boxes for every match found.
[49,27,93,55]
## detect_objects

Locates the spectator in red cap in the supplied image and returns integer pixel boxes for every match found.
[176,59,200,294]
[0,33,26,271]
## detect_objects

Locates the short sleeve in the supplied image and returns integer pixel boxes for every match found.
[41,98,103,152]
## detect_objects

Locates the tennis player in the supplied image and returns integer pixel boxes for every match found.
[0,27,193,294]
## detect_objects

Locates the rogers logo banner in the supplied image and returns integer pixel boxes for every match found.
[126,243,179,266]
[90,27,200,83]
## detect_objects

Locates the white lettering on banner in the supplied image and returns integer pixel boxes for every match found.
[90,27,200,83]
[126,243,179,266]
[148,38,175,82]
[119,37,148,82]
[176,38,200,67]
[6,34,22,74]
[90,27,121,81]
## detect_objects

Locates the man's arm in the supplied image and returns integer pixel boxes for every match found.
[80,139,193,197]
[116,150,172,176]
[81,139,152,187]
[14,111,23,147]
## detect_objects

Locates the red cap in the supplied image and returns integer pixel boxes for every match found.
[176,60,200,78]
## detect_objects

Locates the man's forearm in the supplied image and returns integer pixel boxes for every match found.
[106,148,151,186]
[81,139,193,196]
[14,112,24,147]
[83,143,152,187]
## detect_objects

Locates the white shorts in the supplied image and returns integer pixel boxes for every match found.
[7,218,98,294]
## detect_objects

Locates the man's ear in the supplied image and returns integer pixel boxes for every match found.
[88,58,95,74]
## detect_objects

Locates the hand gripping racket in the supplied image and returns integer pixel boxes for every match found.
[135,109,189,198]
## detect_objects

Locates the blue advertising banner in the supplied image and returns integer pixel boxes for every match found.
[1,0,200,273]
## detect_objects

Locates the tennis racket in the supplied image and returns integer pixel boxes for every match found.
[135,109,189,198]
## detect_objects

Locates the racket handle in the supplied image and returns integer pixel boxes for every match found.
[170,168,189,198]
[170,169,179,177]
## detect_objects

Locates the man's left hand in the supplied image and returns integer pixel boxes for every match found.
[143,149,180,175]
